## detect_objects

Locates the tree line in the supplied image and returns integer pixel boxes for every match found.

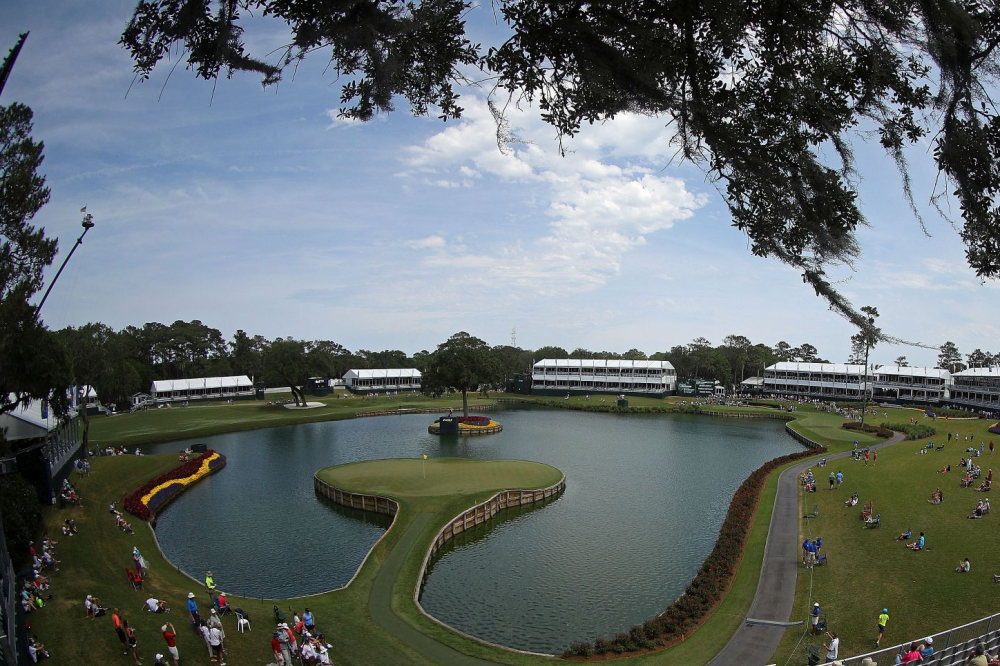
[51,321,854,408]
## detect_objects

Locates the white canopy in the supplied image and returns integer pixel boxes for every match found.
[151,376,253,393]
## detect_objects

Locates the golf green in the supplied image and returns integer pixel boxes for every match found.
[317,458,563,499]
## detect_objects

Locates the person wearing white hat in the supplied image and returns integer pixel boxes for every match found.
[919,636,934,659]
[860,658,877,666]
[186,592,201,627]
[153,653,168,666]
[811,602,821,634]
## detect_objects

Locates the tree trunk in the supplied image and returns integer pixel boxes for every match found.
[79,389,91,453]
[462,388,469,418]
[292,386,305,406]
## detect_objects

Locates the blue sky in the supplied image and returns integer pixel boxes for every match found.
[2,1,996,367]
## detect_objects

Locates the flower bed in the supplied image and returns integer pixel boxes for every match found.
[989,423,1000,436]
[458,417,499,429]
[458,415,492,426]
[562,444,825,658]
[123,450,227,521]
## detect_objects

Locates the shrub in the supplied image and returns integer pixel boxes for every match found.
[0,474,41,561]
[880,422,936,440]
[843,421,893,438]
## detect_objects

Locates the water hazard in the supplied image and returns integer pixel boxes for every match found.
[144,409,801,653]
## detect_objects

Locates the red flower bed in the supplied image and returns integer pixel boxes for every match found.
[458,415,491,425]
[122,450,219,521]
[563,443,826,658]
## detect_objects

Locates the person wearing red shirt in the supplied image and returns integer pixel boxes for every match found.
[161,622,180,666]
[271,632,284,664]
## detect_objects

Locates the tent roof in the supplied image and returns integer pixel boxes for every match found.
[343,369,422,379]
[766,362,869,373]
[953,367,1000,377]
[151,376,253,392]
[534,358,675,370]
[875,366,951,379]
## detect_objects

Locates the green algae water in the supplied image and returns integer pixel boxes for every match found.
[146,409,801,654]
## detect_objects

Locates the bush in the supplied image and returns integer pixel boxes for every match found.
[843,421,893,438]
[880,422,936,440]
[0,474,42,561]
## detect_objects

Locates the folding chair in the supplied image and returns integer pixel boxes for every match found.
[235,608,251,632]
[125,568,143,591]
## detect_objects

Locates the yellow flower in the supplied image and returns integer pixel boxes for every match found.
[141,453,221,506]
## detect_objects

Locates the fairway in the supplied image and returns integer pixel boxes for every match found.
[318,458,563,498]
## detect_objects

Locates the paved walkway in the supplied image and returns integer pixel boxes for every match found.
[368,512,496,665]
[708,432,906,665]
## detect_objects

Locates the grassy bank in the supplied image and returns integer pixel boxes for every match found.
[48,398,872,664]
[772,408,1000,664]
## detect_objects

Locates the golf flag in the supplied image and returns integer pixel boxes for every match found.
[422,455,427,460]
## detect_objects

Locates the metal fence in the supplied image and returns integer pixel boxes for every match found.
[819,610,1000,665]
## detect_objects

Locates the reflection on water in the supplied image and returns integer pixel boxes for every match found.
[146,409,801,652]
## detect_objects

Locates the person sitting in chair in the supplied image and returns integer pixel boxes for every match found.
[907,532,926,550]
[895,528,912,542]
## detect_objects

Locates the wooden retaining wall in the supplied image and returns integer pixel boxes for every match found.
[313,477,398,518]
[700,410,796,421]
[410,476,567,656]
[783,423,825,449]
[415,476,566,597]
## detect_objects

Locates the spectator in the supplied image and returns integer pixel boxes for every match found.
[919,636,934,660]
[161,622,180,666]
[186,592,201,627]
[967,643,989,666]
[900,641,922,663]
[145,596,170,613]
[957,557,972,573]
[825,631,840,661]
[907,533,925,550]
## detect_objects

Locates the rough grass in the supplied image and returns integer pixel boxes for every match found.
[53,398,868,664]
[773,409,1000,664]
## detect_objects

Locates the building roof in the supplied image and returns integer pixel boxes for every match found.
[766,362,869,373]
[953,367,1000,377]
[740,377,765,387]
[533,358,675,370]
[0,399,59,440]
[343,369,422,379]
[151,376,253,393]
[875,366,951,379]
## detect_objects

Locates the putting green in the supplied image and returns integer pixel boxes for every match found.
[317,458,563,498]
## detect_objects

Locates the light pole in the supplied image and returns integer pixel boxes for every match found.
[36,209,94,313]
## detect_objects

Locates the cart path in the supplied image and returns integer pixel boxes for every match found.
[707,431,907,665]
[368,511,497,665]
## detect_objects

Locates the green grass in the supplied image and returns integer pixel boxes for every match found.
[772,409,1000,664]
[321,458,563,498]
[88,393,501,448]
[49,397,874,664]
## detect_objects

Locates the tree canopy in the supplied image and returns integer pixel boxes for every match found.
[0,101,70,419]
[422,331,500,416]
[120,2,1000,341]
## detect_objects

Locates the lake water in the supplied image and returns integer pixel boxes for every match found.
[145,409,801,653]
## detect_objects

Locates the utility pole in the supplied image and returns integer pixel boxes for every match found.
[36,209,95,313]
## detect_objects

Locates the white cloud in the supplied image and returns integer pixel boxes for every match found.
[405,235,447,249]
[400,97,704,294]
